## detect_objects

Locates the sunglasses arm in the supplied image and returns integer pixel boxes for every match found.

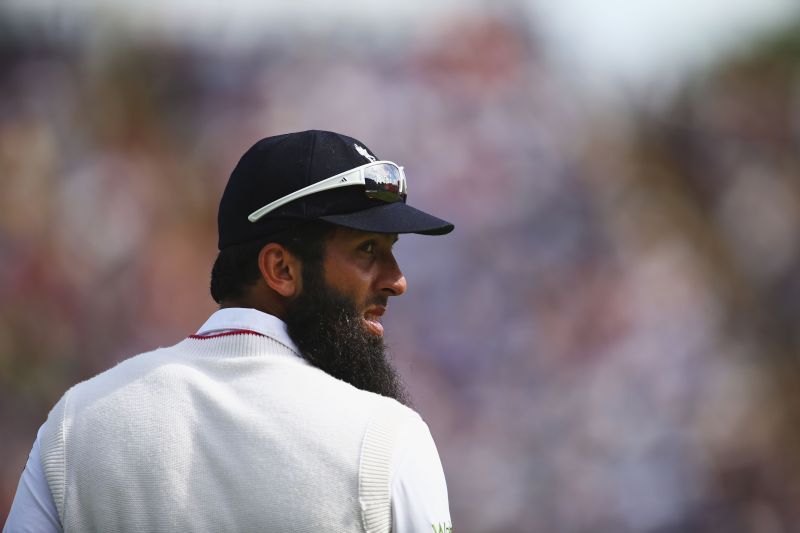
[248,172,362,222]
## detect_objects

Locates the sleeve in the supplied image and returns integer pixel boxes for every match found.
[390,419,452,533]
[3,423,62,533]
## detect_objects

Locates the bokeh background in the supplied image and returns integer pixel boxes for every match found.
[3,1,800,531]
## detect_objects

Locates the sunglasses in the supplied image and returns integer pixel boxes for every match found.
[248,161,408,223]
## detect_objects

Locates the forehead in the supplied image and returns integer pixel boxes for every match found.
[326,226,399,244]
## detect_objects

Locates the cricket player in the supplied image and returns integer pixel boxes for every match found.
[5,130,454,532]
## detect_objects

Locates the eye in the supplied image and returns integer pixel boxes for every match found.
[358,240,376,254]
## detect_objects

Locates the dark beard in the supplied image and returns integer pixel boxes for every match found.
[283,266,409,405]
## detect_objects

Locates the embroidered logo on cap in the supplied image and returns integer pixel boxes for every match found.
[354,143,376,163]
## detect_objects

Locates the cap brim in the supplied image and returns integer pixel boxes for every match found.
[319,202,454,235]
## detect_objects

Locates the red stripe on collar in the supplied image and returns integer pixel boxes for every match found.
[188,329,267,339]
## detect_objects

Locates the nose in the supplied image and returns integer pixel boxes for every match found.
[379,252,407,297]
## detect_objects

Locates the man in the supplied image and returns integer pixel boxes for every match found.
[5,130,454,532]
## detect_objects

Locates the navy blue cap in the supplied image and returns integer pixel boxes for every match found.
[218,130,454,249]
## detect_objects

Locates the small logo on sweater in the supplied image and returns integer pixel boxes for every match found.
[432,522,453,533]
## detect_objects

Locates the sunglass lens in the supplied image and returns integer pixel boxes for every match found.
[364,164,406,203]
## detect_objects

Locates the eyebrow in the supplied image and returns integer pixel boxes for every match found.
[364,232,398,244]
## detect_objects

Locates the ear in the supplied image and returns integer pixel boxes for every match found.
[257,243,301,298]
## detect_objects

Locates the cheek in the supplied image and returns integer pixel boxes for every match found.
[323,260,374,299]
[339,271,375,300]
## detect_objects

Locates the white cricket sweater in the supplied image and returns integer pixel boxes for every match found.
[38,329,425,532]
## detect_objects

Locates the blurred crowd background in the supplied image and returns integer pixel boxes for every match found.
[2,1,800,531]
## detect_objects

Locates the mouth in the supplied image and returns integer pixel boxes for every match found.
[362,306,386,337]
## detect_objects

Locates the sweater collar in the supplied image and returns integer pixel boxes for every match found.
[195,308,300,354]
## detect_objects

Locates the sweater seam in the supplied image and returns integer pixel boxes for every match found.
[60,390,69,526]
[188,330,267,340]
[359,405,410,533]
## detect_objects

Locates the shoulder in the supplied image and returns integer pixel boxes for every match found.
[357,395,450,532]
[43,343,205,436]
[279,357,421,420]
[390,414,451,532]
[60,345,178,403]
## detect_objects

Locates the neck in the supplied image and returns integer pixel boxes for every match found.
[220,292,288,321]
